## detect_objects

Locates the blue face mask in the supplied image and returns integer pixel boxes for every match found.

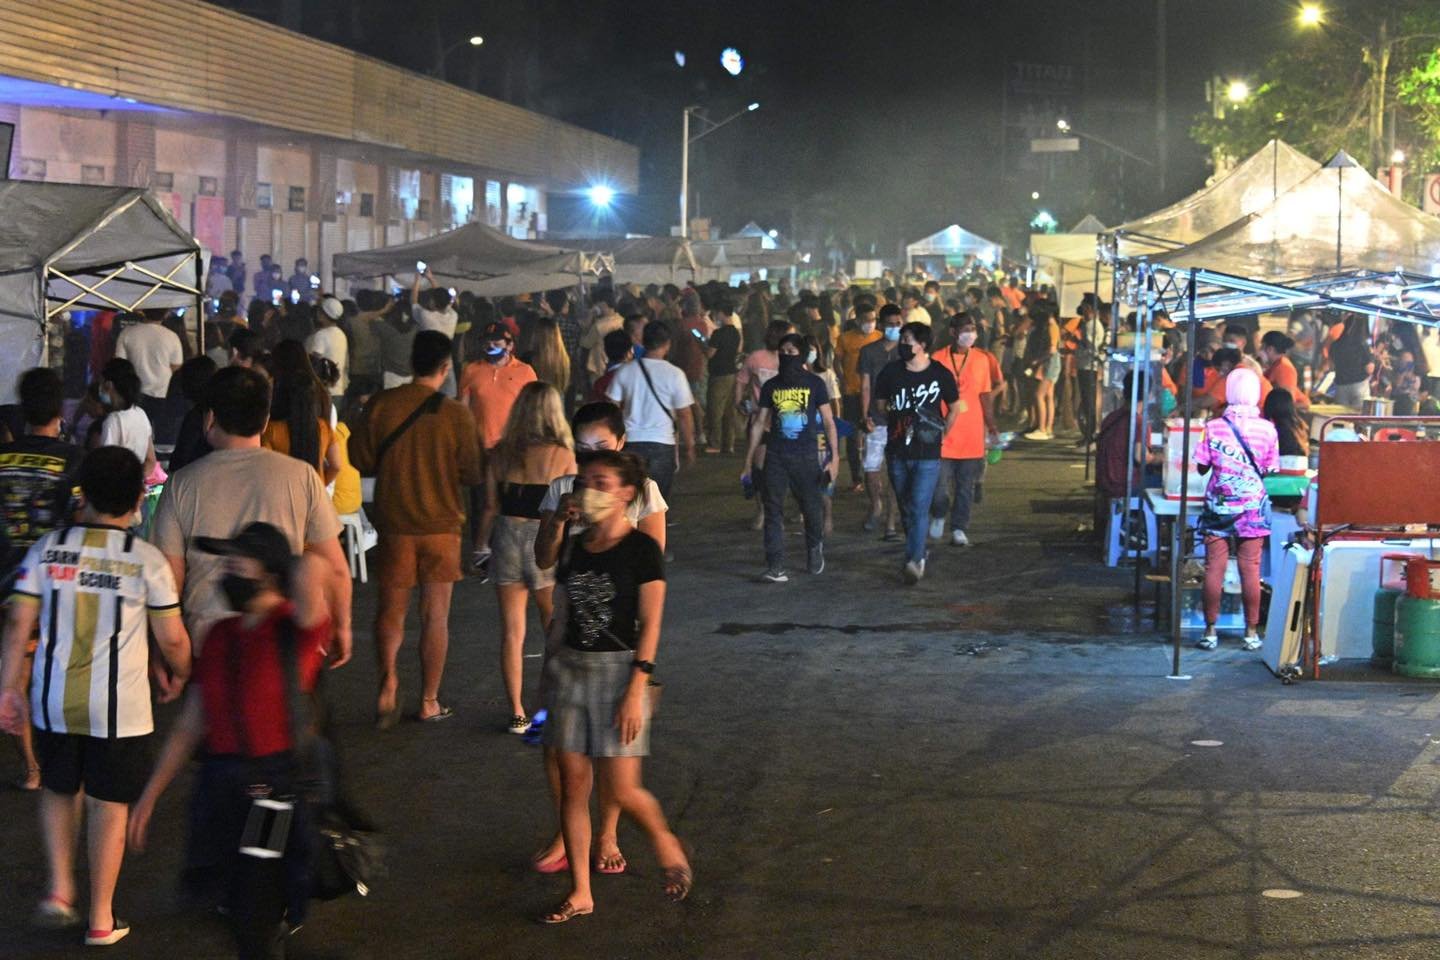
[883,326,901,342]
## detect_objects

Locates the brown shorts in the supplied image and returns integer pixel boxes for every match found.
[376,533,462,589]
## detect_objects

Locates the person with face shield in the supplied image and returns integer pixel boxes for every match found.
[537,450,692,924]
[127,522,338,957]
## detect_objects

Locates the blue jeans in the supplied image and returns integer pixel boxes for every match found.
[887,457,942,563]
[928,458,986,533]
[626,441,677,500]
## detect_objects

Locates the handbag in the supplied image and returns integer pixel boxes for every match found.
[1197,416,1271,540]
[277,620,385,900]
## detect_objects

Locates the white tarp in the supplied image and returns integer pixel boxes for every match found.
[1111,140,1320,259]
[1031,217,1111,315]
[0,182,201,401]
[332,221,608,296]
[905,224,1002,269]
[1163,151,1440,279]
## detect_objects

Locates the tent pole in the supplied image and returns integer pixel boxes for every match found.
[1123,263,1146,607]
[1085,252,1102,482]
[1170,271,1197,679]
[1130,267,1153,606]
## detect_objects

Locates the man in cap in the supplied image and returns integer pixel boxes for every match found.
[306,296,349,401]
[458,321,536,566]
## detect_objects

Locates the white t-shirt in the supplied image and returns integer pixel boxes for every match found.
[605,357,695,445]
[412,303,458,339]
[115,322,184,397]
[14,524,180,737]
[306,325,349,396]
[99,407,153,465]
[539,475,667,527]
[905,306,933,328]
[582,313,624,380]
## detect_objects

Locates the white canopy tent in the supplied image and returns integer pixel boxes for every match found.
[1031,214,1111,315]
[0,182,202,401]
[1161,151,1440,279]
[601,237,701,286]
[1108,139,1320,260]
[332,221,609,297]
[692,235,800,283]
[905,224,1002,273]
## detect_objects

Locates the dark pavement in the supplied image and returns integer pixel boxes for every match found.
[7,433,1440,959]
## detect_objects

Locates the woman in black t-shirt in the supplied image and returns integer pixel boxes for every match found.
[538,450,692,923]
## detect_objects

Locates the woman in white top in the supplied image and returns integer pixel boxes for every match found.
[96,358,158,478]
[530,401,666,879]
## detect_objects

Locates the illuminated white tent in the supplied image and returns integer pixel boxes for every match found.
[1163,151,1440,279]
[1031,214,1111,314]
[1109,139,1320,259]
[0,182,202,401]
[905,224,1002,272]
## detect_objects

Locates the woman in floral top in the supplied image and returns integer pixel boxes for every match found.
[1193,368,1278,651]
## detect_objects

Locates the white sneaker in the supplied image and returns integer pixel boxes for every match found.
[950,530,970,547]
[903,558,926,585]
[1243,634,1262,651]
[928,517,945,541]
[1197,633,1218,650]
[1024,429,1051,441]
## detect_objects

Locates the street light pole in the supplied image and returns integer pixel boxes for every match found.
[431,35,484,79]
[679,102,759,239]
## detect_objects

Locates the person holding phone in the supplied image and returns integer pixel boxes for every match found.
[742,333,837,582]
[411,265,458,395]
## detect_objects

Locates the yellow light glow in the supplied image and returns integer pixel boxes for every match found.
[1299,4,1322,26]
[1226,80,1250,103]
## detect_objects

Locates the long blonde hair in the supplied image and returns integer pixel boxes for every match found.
[492,381,573,478]
[530,314,571,394]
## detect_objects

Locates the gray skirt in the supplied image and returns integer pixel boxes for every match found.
[542,648,651,758]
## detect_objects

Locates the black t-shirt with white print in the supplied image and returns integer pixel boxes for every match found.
[561,529,666,653]
[874,359,959,461]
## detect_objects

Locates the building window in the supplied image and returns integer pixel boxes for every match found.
[359,192,374,217]
[256,182,273,210]
[198,175,218,196]
[288,186,306,212]
[81,164,105,185]
[153,171,174,191]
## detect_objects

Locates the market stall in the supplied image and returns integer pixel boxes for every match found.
[905,224,1002,276]
[331,221,610,296]
[1031,214,1111,315]
[0,181,203,401]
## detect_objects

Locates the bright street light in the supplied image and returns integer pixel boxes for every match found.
[1299,4,1323,26]
[747,102,759,112]
[1392,149,1406,165]
[468,35,484,46]
[587,185,615,208]
[1031,191,1041,200]
[681,102,761,238]
[1056,118,1071,133]
[721,47,745,76]
[1226,80,1250,103]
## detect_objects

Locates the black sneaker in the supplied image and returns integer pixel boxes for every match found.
[761,568,790,583]
[807,543,825,575]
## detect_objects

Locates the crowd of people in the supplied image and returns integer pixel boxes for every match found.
[4,249,1432,952]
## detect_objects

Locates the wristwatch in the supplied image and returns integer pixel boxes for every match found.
[631,659,656,675]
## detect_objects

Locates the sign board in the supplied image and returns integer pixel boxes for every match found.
[1424,173,1440,215]
[1031,137,1080,154]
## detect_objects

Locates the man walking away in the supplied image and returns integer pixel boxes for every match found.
[0,446,191,946]
[875,322,959,583]
[350,332,481,726]
[742,334,837,581]
[605,322,696,500]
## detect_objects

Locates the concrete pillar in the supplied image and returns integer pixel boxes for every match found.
[114,117,156,188]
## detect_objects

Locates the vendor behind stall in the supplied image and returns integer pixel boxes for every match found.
[1194,368,1278,652]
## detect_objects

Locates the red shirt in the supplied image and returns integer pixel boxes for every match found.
[195,604,329,758]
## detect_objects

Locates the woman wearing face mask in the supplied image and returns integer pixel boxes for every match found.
[128,522,340,958]
[805,334,842,537]
[96,358,159,481]
[537,450,691,923]
[531,402,666,875]
[475,382,575,735]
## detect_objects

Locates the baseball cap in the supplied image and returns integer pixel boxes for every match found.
[195,522,295,581]
[320,296,344,321]
[480,321,512,341]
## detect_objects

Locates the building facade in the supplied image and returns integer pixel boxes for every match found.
[0,0,638,296]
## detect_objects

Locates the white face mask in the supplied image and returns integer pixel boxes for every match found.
[956,331,978,348]
[576,486,621,524]
[806,349,818,365]
[860,321,876,334]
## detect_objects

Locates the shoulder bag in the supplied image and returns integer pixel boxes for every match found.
[635,359,676,426]
[1197,415,1271,540]
[372,391,443,468]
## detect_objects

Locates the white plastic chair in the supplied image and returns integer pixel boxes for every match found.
[339,508,377,583]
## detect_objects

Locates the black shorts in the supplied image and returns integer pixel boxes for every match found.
[32,730,152,804]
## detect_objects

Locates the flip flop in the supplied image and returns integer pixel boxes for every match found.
[662,865,693,902]
[533,854,569,875]
[594,851,627,875]
[539,900,593,925]
[419,705,454,722]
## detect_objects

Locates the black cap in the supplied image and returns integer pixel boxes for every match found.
[481,321,512,341]
[195,522,295,581]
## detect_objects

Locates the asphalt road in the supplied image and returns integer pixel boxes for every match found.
[6,432,1440,959]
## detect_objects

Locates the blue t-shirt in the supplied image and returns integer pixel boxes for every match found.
[759,370,829,456]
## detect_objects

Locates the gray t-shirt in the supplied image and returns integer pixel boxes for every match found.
[858,339,898,418]
[150,446,340,646]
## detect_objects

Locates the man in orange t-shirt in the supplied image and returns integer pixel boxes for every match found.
[927,314,997,546]
[457,321,536,555]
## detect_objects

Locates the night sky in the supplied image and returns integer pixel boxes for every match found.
[215,0,1304,254]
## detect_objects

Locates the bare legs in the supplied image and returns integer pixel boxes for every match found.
[40,791,127,931]
[375,580,454,720]
[496,584,529,718]
[536,747,624,869]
